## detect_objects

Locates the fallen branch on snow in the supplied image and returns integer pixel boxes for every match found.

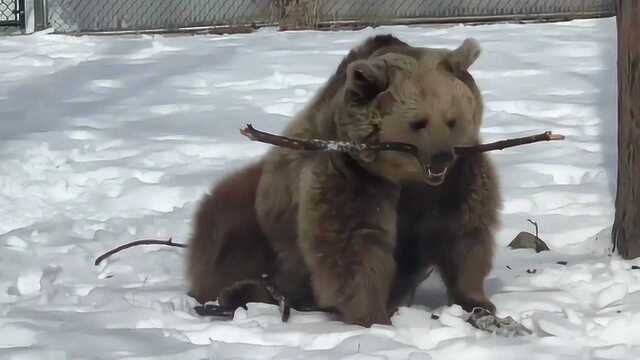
[240,124,565,158]
[94,238,187,266]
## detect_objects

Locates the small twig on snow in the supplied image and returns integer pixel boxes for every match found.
[193,304,237,317]
[261,273,291,322]
[94,238,187,266]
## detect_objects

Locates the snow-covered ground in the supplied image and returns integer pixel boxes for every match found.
[1,17,634,359]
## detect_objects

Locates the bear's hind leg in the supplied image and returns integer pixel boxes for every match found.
[188,163,275,306]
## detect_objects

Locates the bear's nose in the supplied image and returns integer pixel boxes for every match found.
[430,151,454,165]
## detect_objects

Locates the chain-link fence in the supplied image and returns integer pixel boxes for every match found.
[48,0,274,33]
[48,0,616,34]
[322,0,615,21]
[0,0,22,26]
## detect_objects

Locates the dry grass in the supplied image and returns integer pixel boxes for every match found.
[271,0,320,30]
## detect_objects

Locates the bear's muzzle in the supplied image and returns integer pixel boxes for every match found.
[424,151,455,186]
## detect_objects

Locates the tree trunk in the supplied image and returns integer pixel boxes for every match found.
[612,0,640,258]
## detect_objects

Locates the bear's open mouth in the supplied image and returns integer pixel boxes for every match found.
[423,164,448,186]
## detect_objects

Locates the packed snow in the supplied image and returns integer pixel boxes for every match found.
[1,17,635,359]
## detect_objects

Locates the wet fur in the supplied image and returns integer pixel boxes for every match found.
[187,35,500,325]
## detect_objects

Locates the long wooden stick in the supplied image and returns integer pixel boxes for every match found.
[240,124,418,155]
[454,131,565,156]
[240,124,564,157]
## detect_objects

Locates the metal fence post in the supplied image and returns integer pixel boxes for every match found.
[34,0,46,30]
[18,0,25,28]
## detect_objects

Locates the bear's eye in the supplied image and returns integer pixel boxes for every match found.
[410,119,428,131]
[446,119,457,129]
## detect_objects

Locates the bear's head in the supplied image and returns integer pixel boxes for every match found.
[338,38,483,185]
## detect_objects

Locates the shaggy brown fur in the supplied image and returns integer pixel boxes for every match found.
[297,153,400,325]
[392,152,499,313]
[187,163,275,306]
[187,34,500,326]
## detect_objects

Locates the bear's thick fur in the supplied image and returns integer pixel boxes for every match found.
[187,34,500,326]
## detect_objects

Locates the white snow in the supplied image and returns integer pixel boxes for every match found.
[0,17,634,359]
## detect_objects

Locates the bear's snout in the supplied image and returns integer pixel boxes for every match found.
[423,150,455,186]
[431,151,454,167]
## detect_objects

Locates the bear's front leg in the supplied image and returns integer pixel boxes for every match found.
[298,154,400,327]
[438,227,496,314]
[435,154,500,314]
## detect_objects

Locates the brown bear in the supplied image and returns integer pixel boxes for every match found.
[187,34,500,327]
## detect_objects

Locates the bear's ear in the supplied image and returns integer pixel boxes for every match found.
[345,59,389,104]
[440,38,481,72]
[373,90,399,115]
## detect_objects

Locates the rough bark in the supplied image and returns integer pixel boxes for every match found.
[613,0,640,258]
[240,124,563,157]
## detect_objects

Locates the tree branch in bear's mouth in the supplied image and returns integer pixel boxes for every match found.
[453,131,566,156]
[240,124,418,155]
[240,124,565,158]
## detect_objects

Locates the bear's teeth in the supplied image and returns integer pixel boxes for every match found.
[427,167,447,177]
[423,166,447,185]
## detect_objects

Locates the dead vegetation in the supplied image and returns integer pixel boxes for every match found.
[271,0,320,30]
